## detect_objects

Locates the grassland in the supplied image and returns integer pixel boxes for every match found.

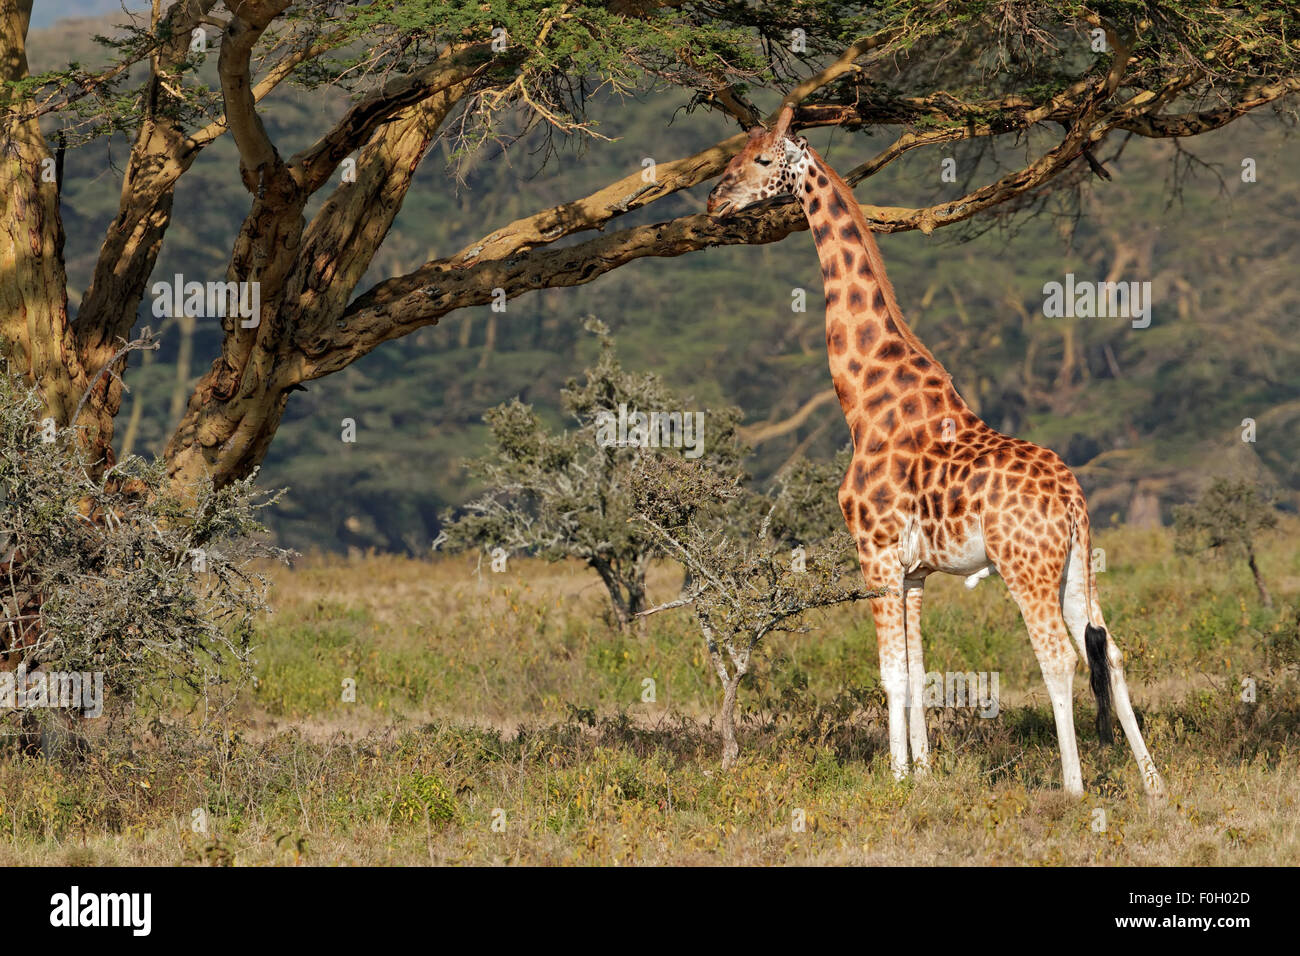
[1,524,1297,865]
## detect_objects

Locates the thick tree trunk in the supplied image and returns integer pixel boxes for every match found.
[4,0,220,474]
[164,369,293,496]
[163,67,478,496]
[590,556,650,632]
[626,570,647,617]
[0,0,87,431]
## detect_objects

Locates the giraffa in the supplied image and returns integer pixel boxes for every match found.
[707,106,1165,798]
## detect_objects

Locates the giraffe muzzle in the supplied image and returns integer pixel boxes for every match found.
[706,192,734,218]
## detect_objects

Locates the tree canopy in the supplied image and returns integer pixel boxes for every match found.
[2,0,1297,530]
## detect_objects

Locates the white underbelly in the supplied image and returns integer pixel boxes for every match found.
[929,517,991,577]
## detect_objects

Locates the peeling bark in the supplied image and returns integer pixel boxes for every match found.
[0,0,87,430]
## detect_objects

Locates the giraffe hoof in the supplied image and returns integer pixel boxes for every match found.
[1144,775,1168,803]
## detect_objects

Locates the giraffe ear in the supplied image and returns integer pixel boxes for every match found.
[772,104,794,138]
[783,138,803,163]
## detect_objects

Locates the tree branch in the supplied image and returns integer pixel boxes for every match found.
[71,328,161,428]
[218,0,293,194]
[1116,77,1300,137]
[317,74,1133,371]
[738,390,839,445]
[288,41,497,193]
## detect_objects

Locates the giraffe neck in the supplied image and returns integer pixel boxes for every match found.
[795,147,975,446]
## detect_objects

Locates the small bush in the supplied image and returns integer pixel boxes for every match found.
[0,372,289,741]
[444,319,747,627]
[632,454,881,768]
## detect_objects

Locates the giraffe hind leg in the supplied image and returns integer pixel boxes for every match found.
[1061,545,1167,798]
[1001,560,1085,796]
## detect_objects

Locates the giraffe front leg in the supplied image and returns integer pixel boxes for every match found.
[865,580,909,781]
[904,581,929,773]
[848,511,911,780]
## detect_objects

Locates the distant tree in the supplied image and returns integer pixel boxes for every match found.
[634,454,879,768]
[443,320,745,628]
[1174,478,1279,608]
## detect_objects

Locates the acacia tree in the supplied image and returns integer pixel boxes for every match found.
[634,453,879,769]
[1174,477,1279,607]
[444,319,745,627]
[2,0,1298,500]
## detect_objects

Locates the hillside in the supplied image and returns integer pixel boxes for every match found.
[28,11,1300,554]
[27,0,136,29]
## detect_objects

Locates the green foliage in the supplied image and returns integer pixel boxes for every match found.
[22,0,767,149]
[1173,477,1278,558]
[385,770,459,830]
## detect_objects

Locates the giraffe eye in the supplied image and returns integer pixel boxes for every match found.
[754,157,772,166]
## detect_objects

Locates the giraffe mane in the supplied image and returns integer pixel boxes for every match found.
[806,145,946,373]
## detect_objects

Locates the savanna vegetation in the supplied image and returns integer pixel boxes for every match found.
[1,523,1296,865]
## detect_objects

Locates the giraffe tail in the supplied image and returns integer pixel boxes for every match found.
[1073,512,1115,745]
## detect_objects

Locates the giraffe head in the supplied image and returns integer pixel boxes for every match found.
[707,105,809,218]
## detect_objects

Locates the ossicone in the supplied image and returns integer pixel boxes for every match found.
[772,104,794,138]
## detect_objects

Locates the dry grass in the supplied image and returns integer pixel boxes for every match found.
[0,523,1297,865]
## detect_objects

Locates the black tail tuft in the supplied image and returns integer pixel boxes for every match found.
[1084,624,1115,744]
